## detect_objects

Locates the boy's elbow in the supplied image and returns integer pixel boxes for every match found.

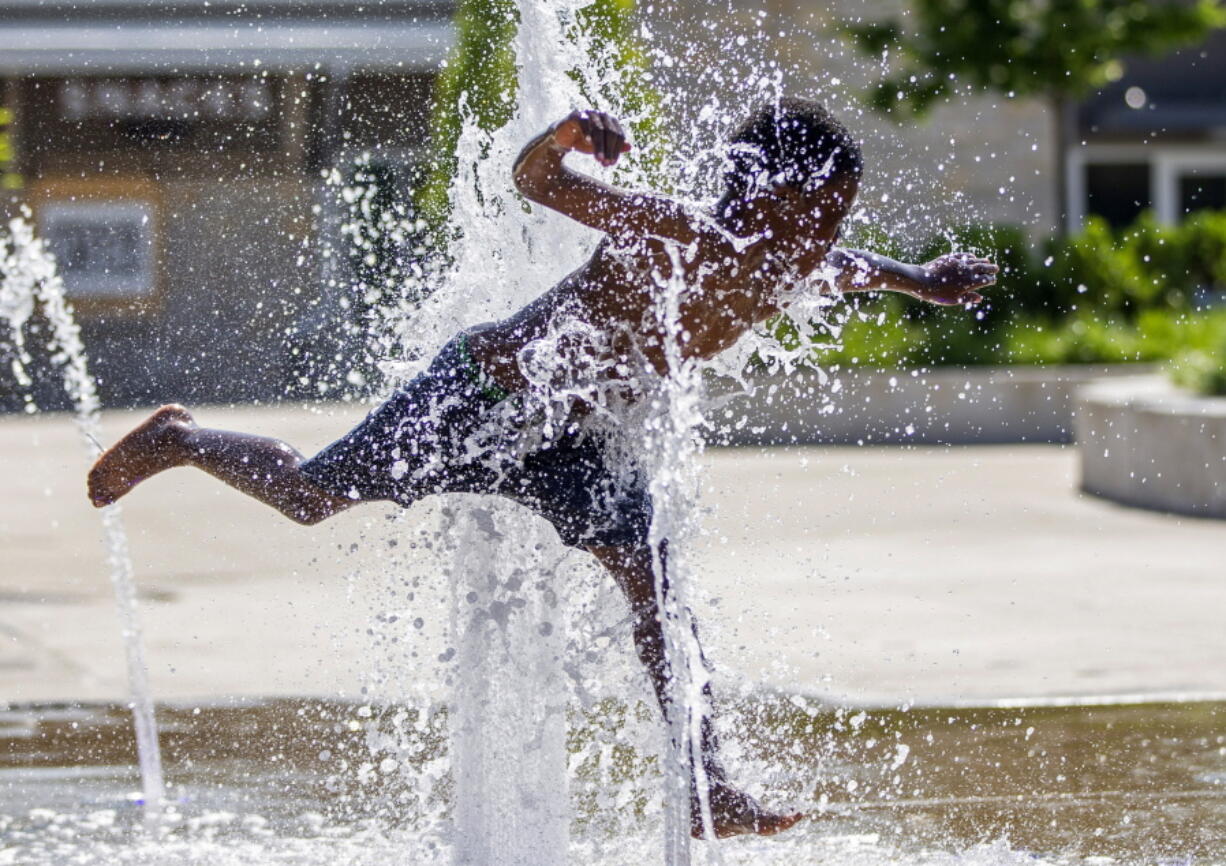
[514,171,551,206]
[512,170,534,199]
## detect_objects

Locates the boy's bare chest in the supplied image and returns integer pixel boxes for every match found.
[580,241,784,359]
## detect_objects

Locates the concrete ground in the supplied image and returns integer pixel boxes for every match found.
[1,403,1223,709]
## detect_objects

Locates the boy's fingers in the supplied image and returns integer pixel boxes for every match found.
[604,131,621,163]
[581,114,602,156]
[591,125,608,163]
[617,123,633,151]
[594,122,614,163]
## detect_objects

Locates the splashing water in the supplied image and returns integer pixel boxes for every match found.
[0,215,166,823]
[445,506,570,866]
[350,0,860,861]
[351,0,729,860]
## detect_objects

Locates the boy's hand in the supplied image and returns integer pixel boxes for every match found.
[551,110,631,167]
[913,253,998,306]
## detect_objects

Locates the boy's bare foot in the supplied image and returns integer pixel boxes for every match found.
[87,404,197,507]
[692,781,806,839]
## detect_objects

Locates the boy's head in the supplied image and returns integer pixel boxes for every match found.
[724,98,861,210]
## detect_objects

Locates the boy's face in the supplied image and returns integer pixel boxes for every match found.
[766,173,858,254]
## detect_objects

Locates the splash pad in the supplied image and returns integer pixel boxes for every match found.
[2,0,1224,863]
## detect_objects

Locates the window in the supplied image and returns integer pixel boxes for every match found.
[1178,169,1226,217]
[1068,146,1226,229]
[38,201,156,299]
[1084,163,1151,228]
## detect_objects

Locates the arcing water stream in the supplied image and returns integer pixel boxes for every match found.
[1,215,166,823]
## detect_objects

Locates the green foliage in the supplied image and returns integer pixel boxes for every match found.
[1045,217,1162,315]
[842,0,1226,118]
[569,0,670,188]
[824,303,1226,371]
[1041,213,1226,318]
[414,0,520,233]
[1171,340,1226,397]
[1178,209,1226,289]
[806,209,1226,371]
[0,105,19,189]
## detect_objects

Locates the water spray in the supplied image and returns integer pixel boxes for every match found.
[0,215,166,826]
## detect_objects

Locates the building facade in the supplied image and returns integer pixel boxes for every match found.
[1071,30,1226,230]
[1,0,452,408]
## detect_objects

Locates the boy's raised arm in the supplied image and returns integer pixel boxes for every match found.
[826,247,997,306]
[513,109,703,244]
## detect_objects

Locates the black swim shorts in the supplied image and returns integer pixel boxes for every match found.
[299,335,652,549]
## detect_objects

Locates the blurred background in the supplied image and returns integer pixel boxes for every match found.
[2,0,1224,409]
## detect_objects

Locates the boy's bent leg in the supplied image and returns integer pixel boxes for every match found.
[88,404,355,525]
[586,543,805,839]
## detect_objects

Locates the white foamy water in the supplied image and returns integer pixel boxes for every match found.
[349,0,729,860]
[0,216,166,821]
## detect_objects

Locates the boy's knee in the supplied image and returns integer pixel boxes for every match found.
[289,502,336,526]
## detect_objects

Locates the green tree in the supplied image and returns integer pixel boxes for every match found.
[0,105,20,190]
[844,0,1226,119]
[414,0,661,239]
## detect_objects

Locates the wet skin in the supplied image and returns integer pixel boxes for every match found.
[88,109,996,839]
[467,109,997,393]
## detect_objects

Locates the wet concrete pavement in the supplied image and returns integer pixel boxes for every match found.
[1,404,1223,708]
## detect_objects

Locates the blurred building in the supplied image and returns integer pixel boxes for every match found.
[0,0,452,408]
[1071,31,1226,229]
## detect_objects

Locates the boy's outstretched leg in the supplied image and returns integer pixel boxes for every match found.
[586,543,806,839]
[88,404,354,525]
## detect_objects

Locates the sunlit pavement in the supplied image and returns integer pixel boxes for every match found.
[2,403,1223,708]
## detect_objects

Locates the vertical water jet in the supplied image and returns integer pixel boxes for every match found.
[0,216,166,824]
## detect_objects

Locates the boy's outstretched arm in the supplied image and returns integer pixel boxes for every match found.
[826,247,998,306]
[513,109,704,244]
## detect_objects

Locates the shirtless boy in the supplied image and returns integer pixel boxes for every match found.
[88,99,997,838]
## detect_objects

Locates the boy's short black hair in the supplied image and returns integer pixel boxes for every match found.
[727,98,862,195]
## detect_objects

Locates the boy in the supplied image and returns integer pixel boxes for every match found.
[88,100,996,837]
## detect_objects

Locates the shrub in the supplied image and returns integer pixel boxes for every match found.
[1180,209,1226,289]
[802,210,1226,370]
[1167,312,1226,396]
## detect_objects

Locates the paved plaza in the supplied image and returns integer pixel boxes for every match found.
[1,403,1223,708]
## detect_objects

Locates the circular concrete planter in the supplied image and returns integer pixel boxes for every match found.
[1074,376,1226,519]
